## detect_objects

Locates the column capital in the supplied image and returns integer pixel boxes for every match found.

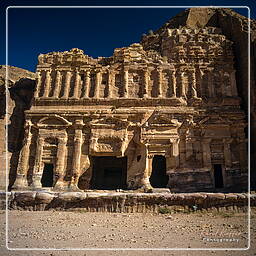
[73,119,84,129]
[123,67,129,72]
[108,69,115,74]
[169,138,180,144]
[58,136,68,145]
[45,69,51,75]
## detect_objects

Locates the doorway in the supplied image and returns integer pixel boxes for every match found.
[213,164,224,188]
[41,163,54,187]
[150,155,169,188]
[91,156,127,190]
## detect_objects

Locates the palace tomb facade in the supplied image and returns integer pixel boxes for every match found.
[12,24,248,192]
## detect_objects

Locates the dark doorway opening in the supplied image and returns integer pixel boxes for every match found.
[150,155,169,188]
[41,163,54,187]
[91,156,127,190]
[213,164,224,188]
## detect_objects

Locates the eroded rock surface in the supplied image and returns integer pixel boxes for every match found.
[0,65,35,190]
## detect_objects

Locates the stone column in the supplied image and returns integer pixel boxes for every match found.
[34,71,42,98]
[94,71,101,98]
[70,123,83,190]
[220,70,228,97]
[141,146,153,191]
[107,70,114,98]
[230,71,238,96]
[157,68,163,97]
[42,70,51,98]
[123,69,129,98]
[194,139,203,164]
[223,138,232,168]
[224,72,233,97]
[72,70,80,99]
[54,136,68,189]
[53,70,62,98]
[32,136,45,188]
[82,70,90,98]
[185,137,194,160]
[199,69,205,97]
[12,121,32,190]
[180,71,186,98]
[143,69,149,98]
[190,69,197,98]
[170,138,180,168]
[202,138,212,168]
[171,70,177,97]
[146,154,153,177]
[179,138,186,168]
[62,71,72,99]
[237,136,248,171]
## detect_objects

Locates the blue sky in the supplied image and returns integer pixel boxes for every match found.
[1,0,255,72]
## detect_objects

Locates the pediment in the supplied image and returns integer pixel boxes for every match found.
[90,116,130,128]
[147,114,181,127]
[37,115,72,128]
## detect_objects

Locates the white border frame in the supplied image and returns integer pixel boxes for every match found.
[5,5,251,251]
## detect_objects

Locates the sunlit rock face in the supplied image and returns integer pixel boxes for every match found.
[9,8,254,193]
[0,65,36,190]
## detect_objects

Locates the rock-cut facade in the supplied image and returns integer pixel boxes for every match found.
[12,18,248,192]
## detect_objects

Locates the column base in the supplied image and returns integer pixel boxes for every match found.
[12,174,28,190]
[135,183,153,193]
[68,184,82,192]
[31,173,42,189]
[53,180,68,191]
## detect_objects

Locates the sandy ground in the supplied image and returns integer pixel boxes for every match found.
[0,209,255,256]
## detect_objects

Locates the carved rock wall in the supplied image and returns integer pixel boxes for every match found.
[0,66,35,190]
[7,8,252,193]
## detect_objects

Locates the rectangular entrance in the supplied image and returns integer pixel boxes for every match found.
[41,163,54,187]
[91,156,127,190]
[150,155,168,188]
[213,164,224,188]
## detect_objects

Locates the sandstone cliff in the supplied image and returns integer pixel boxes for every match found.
[0,65,35,190]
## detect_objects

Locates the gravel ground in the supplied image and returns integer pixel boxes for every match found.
[0,209,255,256]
